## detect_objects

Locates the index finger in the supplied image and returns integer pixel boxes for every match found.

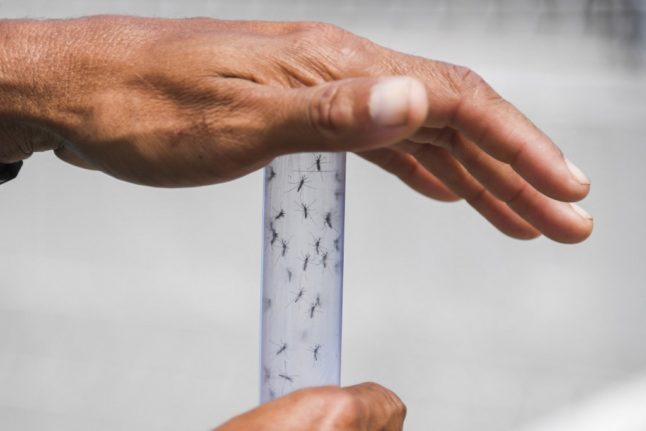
[394,58,590,202]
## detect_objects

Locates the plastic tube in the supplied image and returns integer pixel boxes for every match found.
[260,152,346,403]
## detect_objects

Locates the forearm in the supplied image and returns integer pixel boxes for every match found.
[0,17,150,139]
[0,20,61,124]
[0,17,141,163]
[0,19,72,163]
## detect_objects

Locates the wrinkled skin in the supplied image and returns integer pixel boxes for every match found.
[0,16,591,243]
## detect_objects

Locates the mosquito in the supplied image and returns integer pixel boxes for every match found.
[295,199,314,220]
[267,166,277,183]
[263,297,272,312]
[297,175,308,192]
[324,211,333,229]
[275,342,288,356]
[307,153,333,173]
[286,268,293,282]
[293,287,306,304]
[269,222,279,246]
[263,366,271,383]
[296,175,308,192]
[321,251,329,269]
[281,239,289,257]
[333,237,340,252]
[274,208,286,220]
[278,373,295,383]
[277,361,297,385]
[309,295,322,319]
[311,344,322,362]
[302,253,311,272]
[312,236,322,255]
[287,174,312,193]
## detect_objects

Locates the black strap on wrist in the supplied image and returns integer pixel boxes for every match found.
[0,161,23,185]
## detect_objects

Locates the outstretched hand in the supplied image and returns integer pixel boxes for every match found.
[0,16,592,242]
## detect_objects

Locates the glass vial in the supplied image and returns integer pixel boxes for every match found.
[260,152,346,403]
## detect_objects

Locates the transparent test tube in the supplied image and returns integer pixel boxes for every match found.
[260,152,346,403]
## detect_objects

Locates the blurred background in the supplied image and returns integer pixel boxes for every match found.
[1,0,645,430]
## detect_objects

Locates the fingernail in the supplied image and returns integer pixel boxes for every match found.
[570,203,593,221]
[565,158,590,185]
[369,77,413,127]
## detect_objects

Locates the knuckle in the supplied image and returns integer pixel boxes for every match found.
[400,399,408,419]
[285,22,365,81]
[503,180,529,205]
[296,21,346,43]
[328,390,364,428]
[441,64,501,127]
[387,390,407,419]
[466,186,488,204]
[359,381,383,391]
[445,64,502,105]
[308,84,353,136]
[364,381,405,412]
[444,65,493,101]
[447,65,482,93]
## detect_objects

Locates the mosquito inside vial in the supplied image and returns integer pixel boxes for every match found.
[267,166,277,183]
[275,343,288,356]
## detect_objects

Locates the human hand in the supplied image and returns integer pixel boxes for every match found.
[215,383,406,431]
[0,16,591,242]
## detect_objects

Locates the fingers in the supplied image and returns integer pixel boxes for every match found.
[416,129,593,242]
[397,140,541,240]
[248,76,429,156]
[404,128,593,243]
[390,58,590,202]
[440,70,590,202]
[358,148,460,202]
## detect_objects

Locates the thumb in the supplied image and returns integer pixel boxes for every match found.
[258,76,428,154]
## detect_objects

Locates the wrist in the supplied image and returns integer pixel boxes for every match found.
[0,20,68,127]
[0,16,184,136]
